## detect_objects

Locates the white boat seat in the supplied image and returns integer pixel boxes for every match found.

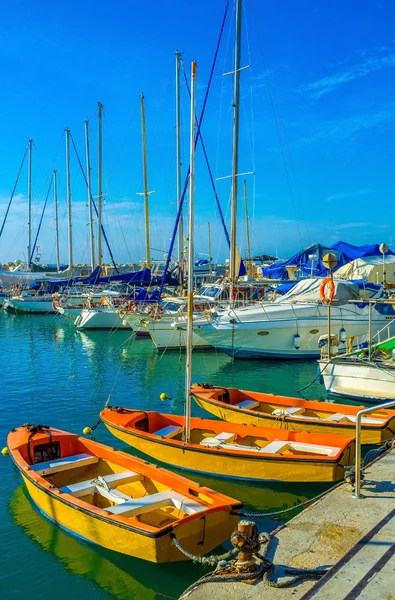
[323,413,384,424]
[288,442,341,457]
[59,470,143,497]
[272,406,305,416]
[200,431,236,448]
[261,440,290,453]
[31,453,99,476]
[235,399,259,410]
[346,415,386,424]
[200,439,289,454]
[153,425,183,438]
[104,490,206,517]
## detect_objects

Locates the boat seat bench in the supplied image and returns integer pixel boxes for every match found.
[59,470,143,497]
[272,406,305,416]
[31,453,99,476]
[104,490,206,517]
[235,399,259,410]
[153,425,183,438]
[324,413,385,424]
[201,438,341,456]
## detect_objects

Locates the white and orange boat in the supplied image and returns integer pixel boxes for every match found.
[7,424,241,563]
[191,384,395,445]
[101,407,355,483]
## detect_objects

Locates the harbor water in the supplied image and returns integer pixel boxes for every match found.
[2,312,336,599]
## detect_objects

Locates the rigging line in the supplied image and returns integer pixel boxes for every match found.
[180,61,231,248]
[158,0,231,298]
[243,0,257,233]
[28,174,53,267]
[69,133,119,273]
[0,146,28,240]
[249,0,303,248]
[102,102,139,187]
[215,0,235,178]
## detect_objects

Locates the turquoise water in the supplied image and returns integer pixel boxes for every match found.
[1,312,334,599]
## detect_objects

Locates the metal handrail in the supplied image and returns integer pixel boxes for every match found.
[353,399,395,498]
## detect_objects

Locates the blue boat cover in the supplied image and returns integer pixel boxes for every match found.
[262,241,394,280]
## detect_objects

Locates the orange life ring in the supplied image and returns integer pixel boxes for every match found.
[52,297,60,311]
[320,278,335,305]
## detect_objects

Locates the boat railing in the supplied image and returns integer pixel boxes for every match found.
[353,399,395,498]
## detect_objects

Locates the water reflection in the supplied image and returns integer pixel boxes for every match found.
[9,485,203,600]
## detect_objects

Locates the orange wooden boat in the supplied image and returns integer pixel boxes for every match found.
[192,384,395,445]
[7,424,241,562]
[101,407,355,482]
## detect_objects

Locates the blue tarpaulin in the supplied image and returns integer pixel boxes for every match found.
[330,241,395,259]
[261,241,393,280]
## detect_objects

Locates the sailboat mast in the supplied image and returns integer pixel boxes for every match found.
[244,179,251,263]
[208,222,212,279]
[140,93,151,270]
[27,138,33,267]
[65,128,73,269]
[53,169,60,272]
[175,50,184,278]
[84,120,95,270]
[185,61,197,444]
[229,0,242,301]
[97,101,104,267]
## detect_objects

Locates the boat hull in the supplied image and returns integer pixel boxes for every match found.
[21,473,236,562]
[319,359,395,403]
[4,299,56,314]
[194,312,395,359]
[75,309,132,330]
[148,320,212,351]
[102,420,353,483]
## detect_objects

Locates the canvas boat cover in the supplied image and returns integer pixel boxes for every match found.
[274,278,383,304]
[262,241,395,280]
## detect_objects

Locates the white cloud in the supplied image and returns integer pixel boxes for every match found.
[300,51,395,99]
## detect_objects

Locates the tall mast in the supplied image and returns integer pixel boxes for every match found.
[97,101,104,267]
[175,50,184,277]
[27,138,33,267]
[229,0,242,301]
[140,93,151,270]
[53,169,60,272]
[208,222,212,279]
[185,61,197,444]
[84,120,95,270]
[65,128,73,269]
[244,179,251,263]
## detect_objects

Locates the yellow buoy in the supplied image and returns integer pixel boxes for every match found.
[159,393,168,401]
[2,447,9,456]
[82,427,92,435]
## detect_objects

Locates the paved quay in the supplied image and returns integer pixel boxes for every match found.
[184,449,395,600]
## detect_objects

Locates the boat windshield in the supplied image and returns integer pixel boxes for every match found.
[196,286,221,298]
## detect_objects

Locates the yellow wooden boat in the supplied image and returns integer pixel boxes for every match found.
[101,407,355,483]
[7,424,241,563]
[192,385,395,445]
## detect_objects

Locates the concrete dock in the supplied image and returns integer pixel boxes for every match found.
[184,449,395,600]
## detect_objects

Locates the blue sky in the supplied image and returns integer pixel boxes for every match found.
[0,0,394,265]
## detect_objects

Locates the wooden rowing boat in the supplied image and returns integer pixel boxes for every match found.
[191,384,395,444]
[101,407,355,483]
[7,424,241,562]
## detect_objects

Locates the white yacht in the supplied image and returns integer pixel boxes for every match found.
[192,278,394,359]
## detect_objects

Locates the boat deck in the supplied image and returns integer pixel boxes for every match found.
[186,449,395,600]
